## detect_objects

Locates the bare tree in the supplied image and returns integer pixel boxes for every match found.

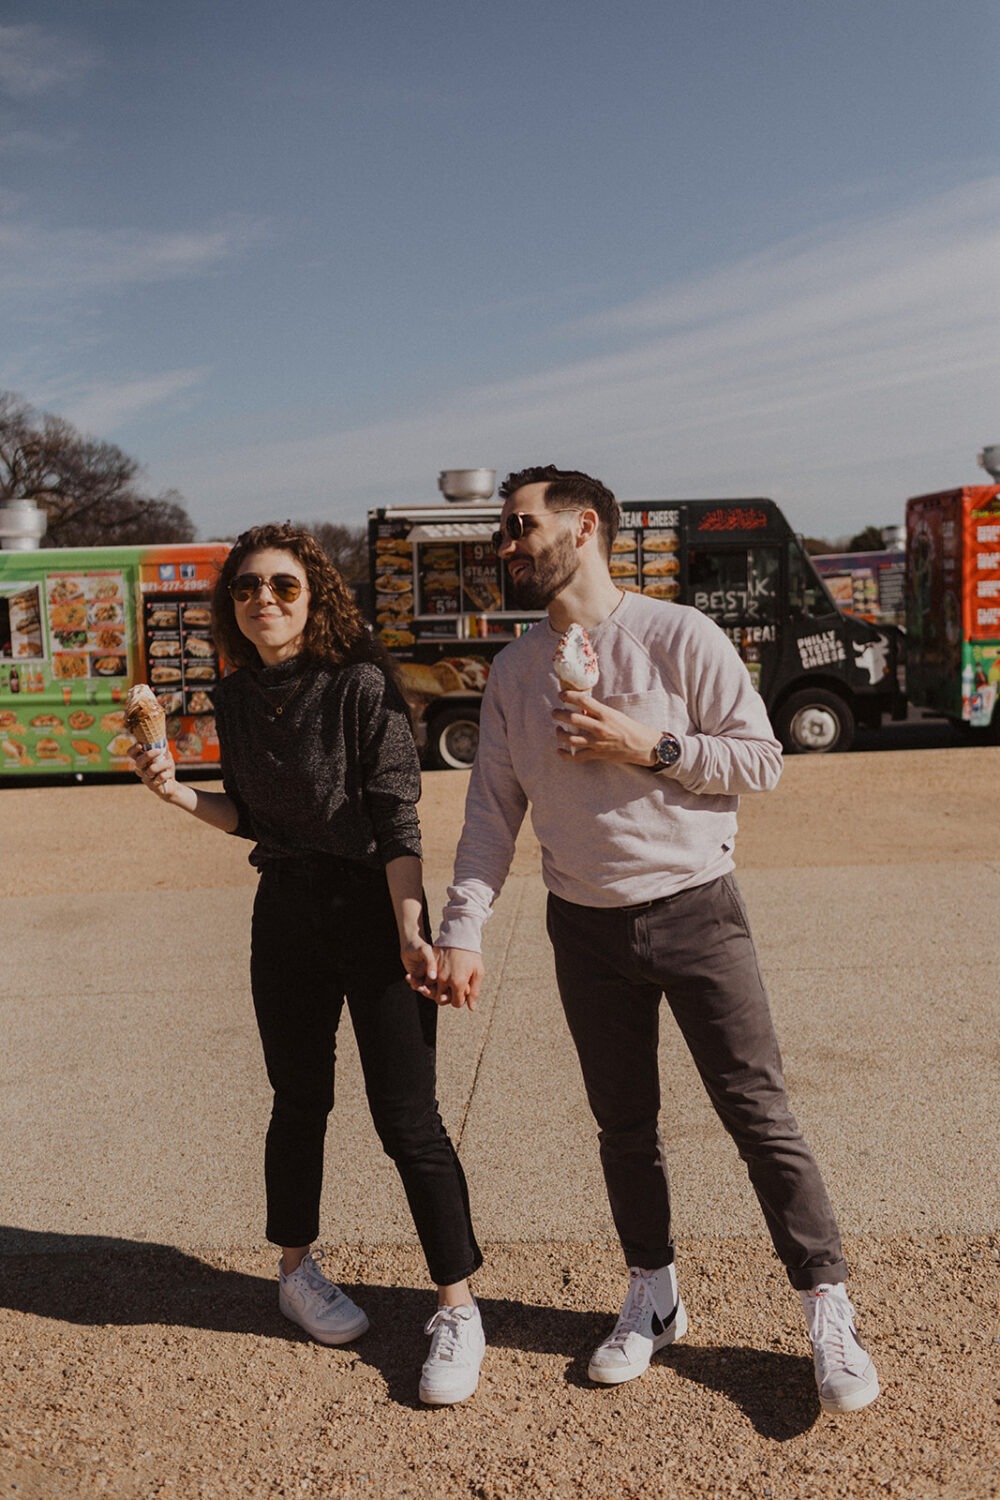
[846,524,886,552]
[299,520,368,583]
[804,526,889,556]
[0,391,196,547]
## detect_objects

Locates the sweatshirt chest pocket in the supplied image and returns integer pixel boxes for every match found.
[601,689,689,735]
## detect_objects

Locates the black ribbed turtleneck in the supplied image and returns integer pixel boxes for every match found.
[212,655,422,868]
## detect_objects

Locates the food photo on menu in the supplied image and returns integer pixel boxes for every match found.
[1,584,44,662]
[374,542,416,642]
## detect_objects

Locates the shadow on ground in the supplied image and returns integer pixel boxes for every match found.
[2,1225,819,1435]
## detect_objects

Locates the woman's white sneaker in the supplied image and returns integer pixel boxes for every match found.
[419,1301,486,1405]
[278,1249,370,1345]
[588,1264,688,1385]
[799,1283,880,1413]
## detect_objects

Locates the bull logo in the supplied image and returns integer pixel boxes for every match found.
[854,635,889,684]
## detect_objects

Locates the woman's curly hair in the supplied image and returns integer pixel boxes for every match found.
[211,521,395,678]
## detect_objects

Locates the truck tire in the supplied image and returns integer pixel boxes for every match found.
[426,704,481,770]
[774,689,855,754]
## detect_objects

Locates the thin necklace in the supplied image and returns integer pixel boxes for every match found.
[254,669,307,722]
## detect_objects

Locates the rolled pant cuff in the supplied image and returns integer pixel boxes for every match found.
[785,1259,849,1291]
[427,1249,484,1288]
[267,1224,320,1249]
[622,1246,675,1271]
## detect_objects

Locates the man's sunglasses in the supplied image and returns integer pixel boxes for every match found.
[228,572,304,604]
[490,508,580,554]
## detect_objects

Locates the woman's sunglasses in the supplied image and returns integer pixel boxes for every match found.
[490,508,580,554]
[228,572,304,604]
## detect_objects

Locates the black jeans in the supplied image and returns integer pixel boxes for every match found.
[547,875,848,1291]
[250,856,482,1288]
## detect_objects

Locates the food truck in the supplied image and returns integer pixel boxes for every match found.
[811,549,906,629]
[0,542,228,779]
[905,484,1000,732]
[368,479,905,765]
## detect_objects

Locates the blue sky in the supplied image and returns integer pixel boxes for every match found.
[1,0,997,540]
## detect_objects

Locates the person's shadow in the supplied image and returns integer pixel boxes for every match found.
[457,1293,817,1440]
[1,1227,817,1434]
[0,1226,278,1336]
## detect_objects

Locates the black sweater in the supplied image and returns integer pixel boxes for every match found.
[213,655,422,869]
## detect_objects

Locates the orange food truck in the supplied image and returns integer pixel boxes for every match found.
[0,542,229,779]
[905,483,1000,732]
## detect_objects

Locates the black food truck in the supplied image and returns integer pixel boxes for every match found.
[367,485,905,768]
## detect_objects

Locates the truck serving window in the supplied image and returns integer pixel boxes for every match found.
[788,541,834,619]
[688,547,780,625]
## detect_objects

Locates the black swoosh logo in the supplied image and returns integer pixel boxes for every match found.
[650,1301,678,1338]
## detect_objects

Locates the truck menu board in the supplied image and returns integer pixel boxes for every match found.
[369,508,688,652]
[965,490,1000,640]
[614,512,682,599]
[811,551,906,627]
[371,516,520,648]
[0,542,229,777]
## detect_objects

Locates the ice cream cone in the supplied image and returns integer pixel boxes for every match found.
[553,623,599,692]
[125,683,167,750]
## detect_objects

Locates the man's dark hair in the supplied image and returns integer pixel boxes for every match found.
[498,465,620,559]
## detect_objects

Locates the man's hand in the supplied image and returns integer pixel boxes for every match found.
[402,935,439,997]
[431,946,484,1011]
[552,690,659,765]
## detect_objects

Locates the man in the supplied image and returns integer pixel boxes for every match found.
[430,465,879,1414]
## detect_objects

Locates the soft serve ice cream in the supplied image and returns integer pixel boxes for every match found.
[552,623,599,692]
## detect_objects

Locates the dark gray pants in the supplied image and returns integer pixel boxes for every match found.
[546,874,848,1290]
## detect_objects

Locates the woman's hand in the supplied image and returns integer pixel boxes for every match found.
[401,934,438,996]
[127,742,188,806]
[552,689,658,765]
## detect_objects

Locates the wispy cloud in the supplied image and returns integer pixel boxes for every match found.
[0,215,267,292]
[0,24,98,98]
[54,370,211,439]
[170,177,1000,537]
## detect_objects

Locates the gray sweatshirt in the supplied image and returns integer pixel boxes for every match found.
[437,591,782,951]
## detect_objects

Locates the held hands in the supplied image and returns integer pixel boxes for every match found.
[553,689,657,765]
[407,945,483,1011]
[401,933,438,995]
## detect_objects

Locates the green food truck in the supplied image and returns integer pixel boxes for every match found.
[0,541,229,779]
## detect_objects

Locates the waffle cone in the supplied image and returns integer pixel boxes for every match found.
[127,705,167,748]
[125,684,167,748]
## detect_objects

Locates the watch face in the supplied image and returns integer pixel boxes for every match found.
[656,733,681,767]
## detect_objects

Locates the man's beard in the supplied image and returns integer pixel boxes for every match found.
[508,531,579,610]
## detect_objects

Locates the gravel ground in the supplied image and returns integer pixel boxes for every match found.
[2,749,998,1498]
[1,1237,995,1499]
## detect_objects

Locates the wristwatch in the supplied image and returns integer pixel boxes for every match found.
[650,731,682,772]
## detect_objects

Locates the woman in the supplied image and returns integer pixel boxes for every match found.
[129,522,485,1405]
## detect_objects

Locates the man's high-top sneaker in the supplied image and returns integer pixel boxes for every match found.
[800,1282,879,1413]
[588,1263,687,1385]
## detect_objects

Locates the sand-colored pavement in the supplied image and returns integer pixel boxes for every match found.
[1,749,997,1498]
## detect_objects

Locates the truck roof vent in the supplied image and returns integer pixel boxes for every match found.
[978,446,1000,482]
[438,468,496,503]
[0,498,47,551]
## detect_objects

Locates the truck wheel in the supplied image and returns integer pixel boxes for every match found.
[774,689,854,754]
[426,705,481,770]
